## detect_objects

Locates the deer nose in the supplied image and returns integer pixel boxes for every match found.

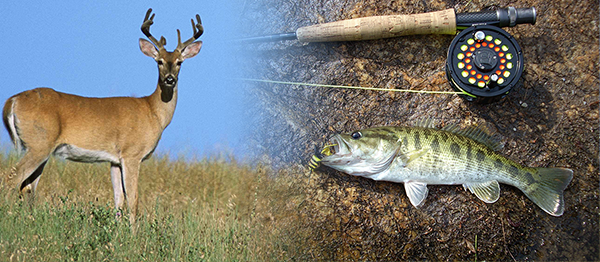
[164,75,177,86]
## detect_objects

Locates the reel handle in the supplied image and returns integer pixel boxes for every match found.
[456,7,536,28]
[296,9,457,42]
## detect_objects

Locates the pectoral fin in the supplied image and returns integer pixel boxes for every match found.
[404,181,429,207]
[463,180,500,203]
[399,148,429,167]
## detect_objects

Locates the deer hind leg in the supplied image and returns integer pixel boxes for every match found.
[121,158,141,225]
[10,150,50,203]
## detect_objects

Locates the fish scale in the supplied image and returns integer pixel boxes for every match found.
[404,127,537,189]
[318,122,573,216]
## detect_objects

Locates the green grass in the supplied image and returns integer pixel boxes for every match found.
[0,150,304,261]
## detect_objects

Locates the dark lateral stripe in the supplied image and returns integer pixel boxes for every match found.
[476,149,486,162]
[466,145,473,161]
[494,158,504,169]
[422,128,431,136]
[509,166,519,176]
[439,132,449,142]
[522,171,536,184]
[450,142,461,158]
[414,132,421,149]
[463,145,473,171]
[430,137,440,152]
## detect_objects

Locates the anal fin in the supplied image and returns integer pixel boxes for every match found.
[464,180,500,203]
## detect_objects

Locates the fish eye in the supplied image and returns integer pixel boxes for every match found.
[351,131,362,140]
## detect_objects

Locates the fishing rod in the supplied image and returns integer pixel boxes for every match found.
[240,7,536,43]
[243,7,536,103]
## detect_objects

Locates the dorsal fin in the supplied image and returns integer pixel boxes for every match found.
[413,118,437,129]
[442,123,504,151]
[412,119,503,151]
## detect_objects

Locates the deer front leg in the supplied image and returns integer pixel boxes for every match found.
[110,164,125,214]
[121,158,141,225]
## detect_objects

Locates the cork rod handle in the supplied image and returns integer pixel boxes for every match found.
[296,9,457,42]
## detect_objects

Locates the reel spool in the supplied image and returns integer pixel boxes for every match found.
[446,25,524,102]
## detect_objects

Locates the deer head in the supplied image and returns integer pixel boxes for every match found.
[139,8,203,102]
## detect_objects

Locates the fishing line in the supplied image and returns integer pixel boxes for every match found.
[242,78,465,95]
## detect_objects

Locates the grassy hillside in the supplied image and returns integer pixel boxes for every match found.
[0,150,306,261]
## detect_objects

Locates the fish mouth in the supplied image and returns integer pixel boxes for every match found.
[319,133,400,176]
[328,135,343,155]
[321,134,350,162]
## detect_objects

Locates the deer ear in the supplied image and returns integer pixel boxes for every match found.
[181,41,202,60]
[139,38,159,58]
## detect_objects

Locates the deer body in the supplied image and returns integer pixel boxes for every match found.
[4,86,174,162]
[2,8,202,224]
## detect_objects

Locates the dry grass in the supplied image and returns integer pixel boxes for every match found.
[0,149,307,261]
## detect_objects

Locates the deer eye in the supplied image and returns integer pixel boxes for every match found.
[157,60,164,65]
[176,61,183,66]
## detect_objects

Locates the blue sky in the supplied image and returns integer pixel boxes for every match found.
[0,1,250,159]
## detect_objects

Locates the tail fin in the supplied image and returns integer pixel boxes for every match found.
[524,167,573,216]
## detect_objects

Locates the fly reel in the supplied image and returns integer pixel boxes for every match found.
[446,25,524,102]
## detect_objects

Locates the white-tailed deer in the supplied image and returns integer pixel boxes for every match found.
[2,8,203,224]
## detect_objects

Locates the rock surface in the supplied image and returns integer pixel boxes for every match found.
[240,0,599,260]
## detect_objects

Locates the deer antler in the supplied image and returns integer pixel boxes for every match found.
[176,14,204,52]
[141,8,166,49]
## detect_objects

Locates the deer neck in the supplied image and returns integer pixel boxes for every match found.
[147,82,178,129]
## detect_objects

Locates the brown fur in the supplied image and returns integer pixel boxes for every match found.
[2,10,202,226]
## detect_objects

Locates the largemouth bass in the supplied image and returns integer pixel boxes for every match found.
[318,121,573,216]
